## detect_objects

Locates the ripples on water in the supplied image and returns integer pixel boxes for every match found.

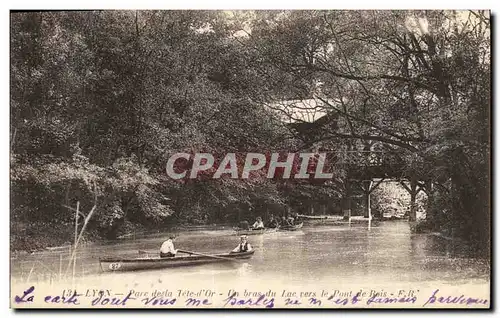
[10,221,490,287]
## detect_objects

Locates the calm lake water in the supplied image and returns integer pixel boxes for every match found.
[10,221,490,290]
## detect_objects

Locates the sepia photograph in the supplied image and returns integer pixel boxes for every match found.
[9,8,491,309]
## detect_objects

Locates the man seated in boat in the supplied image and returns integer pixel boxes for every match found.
[252,217,265,230]
[266,215,279,228]
[160,235,178,258]
[231,235,252,253]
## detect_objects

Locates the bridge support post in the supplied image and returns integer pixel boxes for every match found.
[400,176,421,223]
[424,180,435,226]
[400,176,419,222]
[409,177,418,222]
[360,178,384,220]
[362,180,373,220]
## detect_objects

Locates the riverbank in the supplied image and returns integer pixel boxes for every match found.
[11,221,75,253]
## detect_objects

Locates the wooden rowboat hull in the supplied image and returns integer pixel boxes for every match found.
[279,222,304,231]
[298,214,331,220]
[233,228,278,235]
[99,250,255,272]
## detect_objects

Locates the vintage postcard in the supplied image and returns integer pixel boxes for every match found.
[10,9,491,309]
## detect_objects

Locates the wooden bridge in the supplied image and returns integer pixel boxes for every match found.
[310,148,428,223]
[286,110,430,223]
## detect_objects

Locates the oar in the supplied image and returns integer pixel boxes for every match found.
[177,249,244,262]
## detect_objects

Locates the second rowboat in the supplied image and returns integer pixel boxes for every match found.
[233,227,278,235]
[279,222,304,231]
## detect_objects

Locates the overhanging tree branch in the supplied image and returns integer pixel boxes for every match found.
[298,132,419,152]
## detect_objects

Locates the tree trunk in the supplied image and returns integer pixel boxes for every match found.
[424,180,435,227]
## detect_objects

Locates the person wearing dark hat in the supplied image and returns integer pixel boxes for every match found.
[160,235,178,258]
[238,220,250,230]
[231,235,252,253]
[266,214,279,228]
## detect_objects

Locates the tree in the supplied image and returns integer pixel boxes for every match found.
[244,10,490,243]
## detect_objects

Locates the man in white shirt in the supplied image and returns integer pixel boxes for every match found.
[231,235,252,253]
[160,235,178,258]
[252,217,264,229]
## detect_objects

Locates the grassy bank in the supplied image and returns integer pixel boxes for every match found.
[11,221,77,252]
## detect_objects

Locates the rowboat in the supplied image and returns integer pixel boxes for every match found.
[99,250,255,272]
[233,227,278,235]
[279,222,304,231]
[298,214,329,220]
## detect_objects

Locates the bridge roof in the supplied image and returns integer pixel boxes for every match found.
[266,98,334,123]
